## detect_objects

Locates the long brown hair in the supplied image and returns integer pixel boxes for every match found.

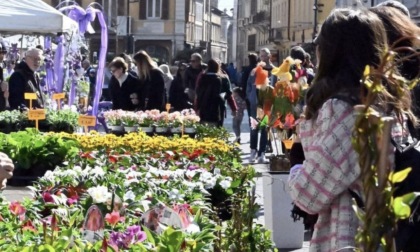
[133,50,157,81]
[306,9,387,120]
[370,5,420,80]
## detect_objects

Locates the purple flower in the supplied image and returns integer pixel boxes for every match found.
[108,226,147,249]
[187,165,199,171]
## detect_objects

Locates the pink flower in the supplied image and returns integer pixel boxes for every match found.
[105,211,124,226]
[67,195,79,205]
[9,201,26,216]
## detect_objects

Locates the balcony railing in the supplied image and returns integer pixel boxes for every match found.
[252,11,270,25]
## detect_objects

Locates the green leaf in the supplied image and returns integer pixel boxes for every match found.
[390,168,412,184]
[38,244,56,252]
[393,196,411,219]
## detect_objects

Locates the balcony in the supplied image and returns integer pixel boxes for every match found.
[252,10,270,25]
[269,28,287,43]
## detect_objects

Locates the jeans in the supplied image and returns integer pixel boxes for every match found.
[250,126,268,156]
[232,113,244,137]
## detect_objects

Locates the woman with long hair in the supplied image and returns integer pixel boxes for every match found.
[288,8,416,251]
[133,50,165,110]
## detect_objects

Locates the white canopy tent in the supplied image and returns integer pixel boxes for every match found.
[0,0,78,34]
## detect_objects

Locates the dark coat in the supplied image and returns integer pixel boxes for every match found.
[9,61,45,110]
[196,73,234,125]
[0,64,5,111]
[169,75,190,111]
[138,68,165,111]
[109,73,140,111]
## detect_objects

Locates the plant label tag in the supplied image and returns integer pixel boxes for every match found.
[83,205,104,243]
[141,204,183,234]
[78,115,96,127]
[24,92,37,100]
[28,109,46,120]
[52,93,65,100]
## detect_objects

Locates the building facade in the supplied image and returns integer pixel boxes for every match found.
[43,0,229,64]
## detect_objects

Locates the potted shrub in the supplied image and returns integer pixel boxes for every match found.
[137,111,154,133]
[46,108,79,133]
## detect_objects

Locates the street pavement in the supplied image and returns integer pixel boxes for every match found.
[2,108,310,251]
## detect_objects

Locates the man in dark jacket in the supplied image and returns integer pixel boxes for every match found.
[9,48,45,110]
[183,53,206,104]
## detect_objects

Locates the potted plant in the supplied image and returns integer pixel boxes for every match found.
[103,110,124,132]
[137,111,154,133]
[182,110,200,134]
[120,111,139,133]
[154,111,169,134]
[169,111,183,134]
[0,110,21,133]
[47,108,79,133]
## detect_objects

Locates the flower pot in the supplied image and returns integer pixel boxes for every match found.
[170,126,182,134]
[139,126,154,133]
[109,125,124,132]
[155,126,168,133]
[184,127,196,134]
[124,126,138,133]
[269,154,291,172]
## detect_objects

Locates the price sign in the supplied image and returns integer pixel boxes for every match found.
[28,109,46,130]
[25,92,37,109]
[24,93,37,100]
[52,93,65,110]
[52,93,65,100]
[78,115,96,126]
[28,109,46,120]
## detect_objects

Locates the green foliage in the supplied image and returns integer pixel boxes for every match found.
[46,109,79,133]
[0,128,79,169]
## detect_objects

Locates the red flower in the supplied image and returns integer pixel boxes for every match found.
[108,155,119,163]
[81,151,95,159]
[22,219,37,232]
[9,201,26,216]
[42,192,55,203]
[105,211,124,226]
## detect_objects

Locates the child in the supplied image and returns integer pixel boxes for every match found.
[232,86,247,143]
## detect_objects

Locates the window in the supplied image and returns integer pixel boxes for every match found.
[147,0,161,18]
[196,3,203,22]
[248,34,256,52]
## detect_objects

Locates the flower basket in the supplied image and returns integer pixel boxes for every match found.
[139,126,154,133]
[184,127,196,134]
[155,126,169,134]
[124,126,138,133]
[170,126,183,134]
[109,125,124,132]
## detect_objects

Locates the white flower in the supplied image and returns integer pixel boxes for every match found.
[73,166,82,174]
[200,171,213,182]
[90,166,105,178]
[124,178,139,187]
[123,191,136,201]
[168,188,184,202]
[43,170,55,182]
[61,169,78,178]
[204,177,217,189]
[87,186,111,203]
[213,168,221,175]
[186,222,200,233]
[185,170,197,179]
[219,179,232,190]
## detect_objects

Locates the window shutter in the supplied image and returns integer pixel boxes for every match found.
[139,0,147,19]
[161,0,169,20]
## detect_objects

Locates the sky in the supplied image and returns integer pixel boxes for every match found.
[218,0,234,12]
